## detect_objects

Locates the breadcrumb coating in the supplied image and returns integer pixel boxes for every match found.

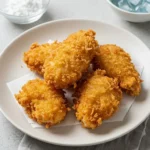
[74,70,122,129]
[15,79,68,128]
[43,30,99,89]
[94,45,142,96]
[24,42,59,75]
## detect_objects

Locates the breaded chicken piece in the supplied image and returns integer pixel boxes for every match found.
[74,70,122,129]
[94,45,142,96]
[44,30,99,89]
[15,79,68,128]
[24,42,59,75]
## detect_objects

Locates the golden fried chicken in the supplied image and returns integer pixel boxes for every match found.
[94,45,142,96]
[24,42,59,75]
[43,30,99,89]
[15,79,68,128]
[74,70,122,129]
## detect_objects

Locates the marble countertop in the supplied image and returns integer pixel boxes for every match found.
[0,0,150,149]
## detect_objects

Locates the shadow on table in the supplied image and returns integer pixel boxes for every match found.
[126,21,150,38]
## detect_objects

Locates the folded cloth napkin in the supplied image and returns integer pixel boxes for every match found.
[18,116,150,150]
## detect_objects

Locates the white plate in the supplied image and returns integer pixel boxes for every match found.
[0,19,150,146]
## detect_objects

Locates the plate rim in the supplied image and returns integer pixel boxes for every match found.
[0,18,150,146]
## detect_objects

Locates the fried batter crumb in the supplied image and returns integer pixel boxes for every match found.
[94,44,142,96]
[24,42,59,75]
[15,79,68,128]
[44,30,99,89]
[74,69,122,129]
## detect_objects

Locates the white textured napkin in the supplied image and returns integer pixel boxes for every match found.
[7,66,143,128]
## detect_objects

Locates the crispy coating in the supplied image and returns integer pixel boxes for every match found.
[15,79,68,128]
[74,70,122,129]
[24,42,59,75]
[94,45,142,96]
[44,30,99,89]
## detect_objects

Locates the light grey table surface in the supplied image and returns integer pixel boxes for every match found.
[0,0,150,150]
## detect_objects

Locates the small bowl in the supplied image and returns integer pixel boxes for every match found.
[0,0,50,24]
[106,0,150,22]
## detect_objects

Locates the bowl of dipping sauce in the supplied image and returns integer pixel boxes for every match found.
[0,0,50,24]
[106,0,150,22]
